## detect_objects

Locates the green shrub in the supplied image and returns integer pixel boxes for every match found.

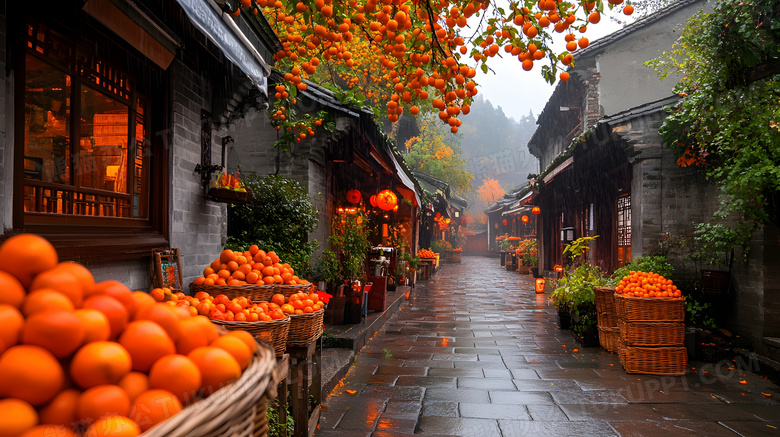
[227,174,319,276]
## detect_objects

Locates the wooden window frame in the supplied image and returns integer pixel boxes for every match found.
[11,12,169,263]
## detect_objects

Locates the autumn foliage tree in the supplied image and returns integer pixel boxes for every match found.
[227,0,635,143]
[476,178,506,205]
[404,116,473,193]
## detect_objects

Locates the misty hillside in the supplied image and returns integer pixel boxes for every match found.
[458,96,539,205]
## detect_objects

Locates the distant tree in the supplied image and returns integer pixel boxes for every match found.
[476,178,506,205]
[404,116,473,194]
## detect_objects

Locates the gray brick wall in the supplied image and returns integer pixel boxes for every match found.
[615,111,775,352]
[168,59,226,290]
[0,7,9,232]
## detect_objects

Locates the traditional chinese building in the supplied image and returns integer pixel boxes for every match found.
[0,1,277,289]
[528,0,780,355]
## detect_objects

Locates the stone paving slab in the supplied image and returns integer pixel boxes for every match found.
[314,256,780,436]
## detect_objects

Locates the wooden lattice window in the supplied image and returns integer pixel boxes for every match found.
[617,194,632,267]
[22,21,147,219]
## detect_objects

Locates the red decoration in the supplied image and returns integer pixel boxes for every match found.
[376,189,398,211]
[346,189,362,204]
[502,219,507,226]
[532,206,541,215]
[521,215,529,224]
[369,195,377,207]
[435,212,441,218]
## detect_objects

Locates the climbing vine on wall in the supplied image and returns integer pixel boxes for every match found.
[647,0,780,257]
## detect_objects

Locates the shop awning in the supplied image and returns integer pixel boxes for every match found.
[389,152,421,207]
[176,0,270,95]
[543,156,573,184]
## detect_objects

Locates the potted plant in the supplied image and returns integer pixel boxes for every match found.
[329,210,372,323]
[550,263,609,346]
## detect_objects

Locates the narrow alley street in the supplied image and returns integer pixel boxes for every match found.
[315,256,780,437]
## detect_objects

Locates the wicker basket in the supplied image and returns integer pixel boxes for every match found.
[614,293,685,322]
[211,317,290,357]
[619,320,685,347]
[621,345,688,375]
[286,309,324,347]
[141,341,277,436]
[598,326,620,353]
[276,283,314,298]
[594,286,618,328]
[190,283,278,302]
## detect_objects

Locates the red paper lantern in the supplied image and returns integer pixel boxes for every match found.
[521,215,529,224]
[376,189,398,211]
[502,219,507,226]
[532,206,541,215]
[346,189,362,204]
[369,195,377,207]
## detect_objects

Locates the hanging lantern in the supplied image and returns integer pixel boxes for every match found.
[369,195,377,207]
[502,219,507,226]
[521,215,529,224]
[376,189,398,211]
[532,206,541,215]
[346,189,362,204]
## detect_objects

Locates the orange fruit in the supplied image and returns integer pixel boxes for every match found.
[22,310,86,359]
[76,384,131,425]
[130,389,182,431]
[118,320,175,372]
[82,295,129,339]
[74,308,111,343]
[219,249,236,264]
[148,354,202,404]
[29,268,85,308]
[0,398,39,437]
[187,347,242,396]
[19,425,76,437]
[52,261,95,291]
[210,335,252,370]
[90,281,135,315]
[38,388,79,427]
[0,233,58,288]
[83,416,140,437]
[134,303,182,342]
[0,270,26,309]
[22,289,74,317]
[118,371,150,403]
[271,294,286,306]
[70,341,132,389]
[0,304,24,351]
[225,330,257,354]
[130,291,156,316]
[0,345,64,406]
[175,316,214,355]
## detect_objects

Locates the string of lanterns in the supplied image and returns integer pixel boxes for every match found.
[345,188,399,212]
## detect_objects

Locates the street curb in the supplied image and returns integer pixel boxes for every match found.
[321,283,420,397]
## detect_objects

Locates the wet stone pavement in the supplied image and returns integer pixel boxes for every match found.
[314,256,780,436]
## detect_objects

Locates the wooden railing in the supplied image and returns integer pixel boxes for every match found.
[24,181,132,218]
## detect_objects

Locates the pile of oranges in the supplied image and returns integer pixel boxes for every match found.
[149,290,322,322]
[0,234,256,437]
[192,246,310,287]
[615,271,682,298]
[417,249,436,258]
